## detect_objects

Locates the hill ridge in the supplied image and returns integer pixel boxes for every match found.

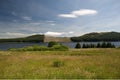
[0,31,120,42]
[71,32,120,42]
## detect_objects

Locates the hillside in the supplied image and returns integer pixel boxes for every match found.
[0,35,71,43]
[44,36,71,42]
[0,32,120,43]
[71,32,120,42]
[0,35,44,43]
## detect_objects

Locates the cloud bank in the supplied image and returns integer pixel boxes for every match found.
[45,31,64,36]
[44,31,74,36]
[58,9,98,18]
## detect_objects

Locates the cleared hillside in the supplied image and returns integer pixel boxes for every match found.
[44,36,71,42]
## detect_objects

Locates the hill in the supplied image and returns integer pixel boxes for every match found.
[0,34,44,43]
[0,32,120,43]
[44,36,71,42]
[71,32,120,42]
[0,35,71,43]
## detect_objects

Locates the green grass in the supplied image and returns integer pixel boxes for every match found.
[8,44,69,51]
[0,48,120,79]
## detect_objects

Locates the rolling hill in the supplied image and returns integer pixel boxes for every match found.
[0,35,44,43]
[0,32,120,43]
[71,32,120,42]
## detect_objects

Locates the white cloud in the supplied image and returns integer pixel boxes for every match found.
[45,31,64,36]
[6,32,28,36]
[68,31,74,34]
[22,16,32,21]
[72,9,97,16]
[58,14,77,18]
[44,31,74,37]
[58,9,97,18]
[0,32,43,38]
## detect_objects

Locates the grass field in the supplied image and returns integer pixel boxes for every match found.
[0,48,120,79]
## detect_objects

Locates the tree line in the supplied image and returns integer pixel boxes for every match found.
[75,42,115,49]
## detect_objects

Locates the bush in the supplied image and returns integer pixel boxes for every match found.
[7,48,17,51]
[52,60,64,67]
[8,44,69,51]
[52,44,69,51]
[48,41,58,47]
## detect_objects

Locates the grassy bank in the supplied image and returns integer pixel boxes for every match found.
[0,48,120,79]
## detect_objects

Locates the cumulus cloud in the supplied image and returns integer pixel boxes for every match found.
[72,9,97,16]
[58,9,97,18]
[45,31,64,36]
[44,31,74,37]
[22,16,32,20]
[58,14,77,18]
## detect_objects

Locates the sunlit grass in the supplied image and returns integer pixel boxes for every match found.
[0,48,120,79]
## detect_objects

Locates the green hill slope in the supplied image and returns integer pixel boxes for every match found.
[71,32,120,42]
[0,32,120,43]
[0,35,44,43]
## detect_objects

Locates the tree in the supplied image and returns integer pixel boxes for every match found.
[48,41,58,47]
[111,44,115,48]
[82,44,86,48]
[106,42,111,48]
[75,43,81,49]
[97,43,101,48]
[90,43,95,48]
[101,42,106,48]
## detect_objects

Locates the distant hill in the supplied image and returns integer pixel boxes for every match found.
[44,36,71,42]
[0,32,120,43]
[0,34,44,43]
[71,32,120,42]
[0,34,71,43]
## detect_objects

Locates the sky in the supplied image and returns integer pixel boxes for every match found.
[0,0,120,38]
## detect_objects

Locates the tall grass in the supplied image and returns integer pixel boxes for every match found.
[0,48,120,79]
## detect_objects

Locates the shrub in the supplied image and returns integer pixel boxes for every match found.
[48,41,58,47]
[8,44,69,51]
[52,44,69,51]
[52,60,64,67]
[7,48,17,51]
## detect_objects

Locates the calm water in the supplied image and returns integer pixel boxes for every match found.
[0,42,120,50]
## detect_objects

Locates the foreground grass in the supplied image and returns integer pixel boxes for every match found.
[0,48,120,79]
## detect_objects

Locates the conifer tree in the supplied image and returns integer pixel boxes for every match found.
[75,43,81,49]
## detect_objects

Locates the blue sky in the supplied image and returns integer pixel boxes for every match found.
[0,0,120,38]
